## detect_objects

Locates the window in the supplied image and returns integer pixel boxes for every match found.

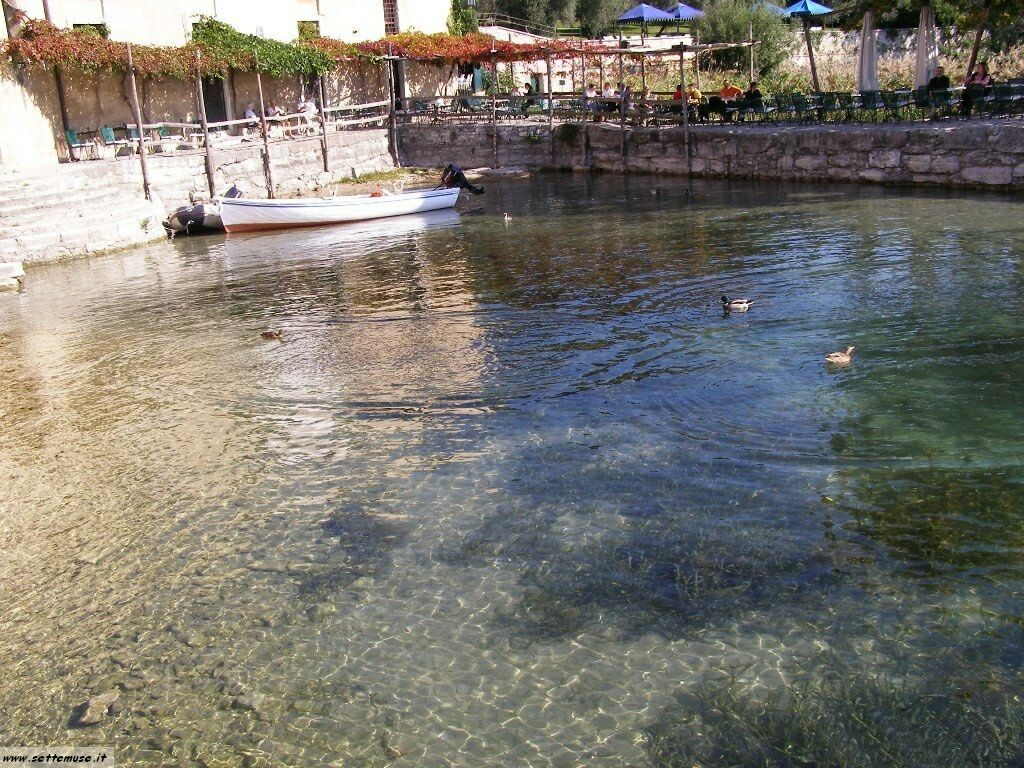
[73,23,109,38]
[382,0,400,35]
[297,20,320,39]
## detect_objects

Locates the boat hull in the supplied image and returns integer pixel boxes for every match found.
[219,188,461,233]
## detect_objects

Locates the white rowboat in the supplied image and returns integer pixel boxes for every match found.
[219,187,461,233]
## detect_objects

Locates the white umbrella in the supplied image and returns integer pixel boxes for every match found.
[914,5,939,88]
[856,11,878,92]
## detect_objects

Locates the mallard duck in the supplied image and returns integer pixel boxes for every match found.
[260,330,283,341]
[825,346,855,366]
[721,295,754,312]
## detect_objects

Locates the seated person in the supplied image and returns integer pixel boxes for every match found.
[719,81,743,101]
[961,61,993,116]
[743,81,763,104]
[298,98,319,132]
[602,81,617,113]
[671,83,683,114]
[927,65,950,93]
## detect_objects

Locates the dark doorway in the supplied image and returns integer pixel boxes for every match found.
[202,77,227,123]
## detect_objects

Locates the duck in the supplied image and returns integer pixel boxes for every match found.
[825,346,855,366]
[721,295,754,312]
[260,330,283,340]
[503,212,511,223]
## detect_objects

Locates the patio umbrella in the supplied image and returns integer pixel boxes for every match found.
[856,10,879,92]
[914,4,939,88]
[617,3,675,42]
[669,2,704,20]
[785,0,832,93]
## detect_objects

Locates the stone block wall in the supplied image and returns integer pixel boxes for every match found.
[398,121,1024,191]
[110,128,394,209]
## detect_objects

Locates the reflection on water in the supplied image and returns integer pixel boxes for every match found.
[2,176,1024,766]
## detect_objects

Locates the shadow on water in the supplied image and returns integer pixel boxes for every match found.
[644,650,1024,768]
[296,504,411,598]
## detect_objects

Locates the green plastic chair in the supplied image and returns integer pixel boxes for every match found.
[64,129,95,160]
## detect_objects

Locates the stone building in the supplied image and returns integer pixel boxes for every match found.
[0,0,453,170]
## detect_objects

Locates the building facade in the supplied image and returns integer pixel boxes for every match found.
[0,0,451,170]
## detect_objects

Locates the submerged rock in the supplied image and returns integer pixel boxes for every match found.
[73,689,120,726]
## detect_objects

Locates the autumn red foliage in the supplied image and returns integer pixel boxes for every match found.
[0,18,624,80]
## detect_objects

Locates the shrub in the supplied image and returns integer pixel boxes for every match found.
[695,0,796,78]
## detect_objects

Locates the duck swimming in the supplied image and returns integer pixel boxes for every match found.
[721,295,754,312]
[825,346,855,366]
[261,330,283,340]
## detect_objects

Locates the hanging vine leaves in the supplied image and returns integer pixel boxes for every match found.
[1,16,610,79]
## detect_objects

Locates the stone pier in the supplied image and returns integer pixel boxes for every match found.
[398,121,1024,191]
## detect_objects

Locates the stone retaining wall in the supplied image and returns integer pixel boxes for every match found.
[398,121,1024,190]
[128,128,394,209]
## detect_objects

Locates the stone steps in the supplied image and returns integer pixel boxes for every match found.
[0,186,144,220]
[0,197,166,263]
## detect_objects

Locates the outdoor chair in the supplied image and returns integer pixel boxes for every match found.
[773,93,794,122]
[991,83,1020,116]
[790,93,817,122]
[64,129,97,161]
[912,86,931,116]
[857,90,884,122]
[929,89,955,119]
[816,91,843,122]
[880,90,912,121]
[961,84,991,118]
[836,91,857,122]
[99,124,133,156]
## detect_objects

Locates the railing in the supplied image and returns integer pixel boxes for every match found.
[121,99,390,149]
[477,12,558,38]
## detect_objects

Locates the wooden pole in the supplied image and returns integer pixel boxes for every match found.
[678,46,692,185]
[640,57,647,92]
[125,44,152,201]
[385,55,399,166]
[749,21,755,82]
[491,53,498,169]
[545,52,554,165]
[254,64,275,198]
[617,52,624,84]
[318,74,330,173]
[695,32,701,90]
[803,16,821,93]
[599,56,604,88]
[195,71,216,198]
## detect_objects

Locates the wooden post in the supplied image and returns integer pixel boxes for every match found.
[545,52,554,165]
[640,57,647,92]
[617,52,624,84]
[491,52,498,169]
[125,44,152,201]
[318,74,330,173]
[695,32,701,90]
[598,56,604,88]
[802,16,821,93]
[385,56,399,166]
[749,21,755,83]
[195,73,216,198]
[678,45,692,185]
[254,65,275,198]
[619,89,626,170]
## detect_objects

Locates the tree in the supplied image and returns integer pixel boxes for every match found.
[694,0,796,75]
[574,0,622,37]
[447,0,479,35]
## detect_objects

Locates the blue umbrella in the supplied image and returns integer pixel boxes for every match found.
[669,2,704,20]
[617,3,675,23]
[784,0,832,15]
